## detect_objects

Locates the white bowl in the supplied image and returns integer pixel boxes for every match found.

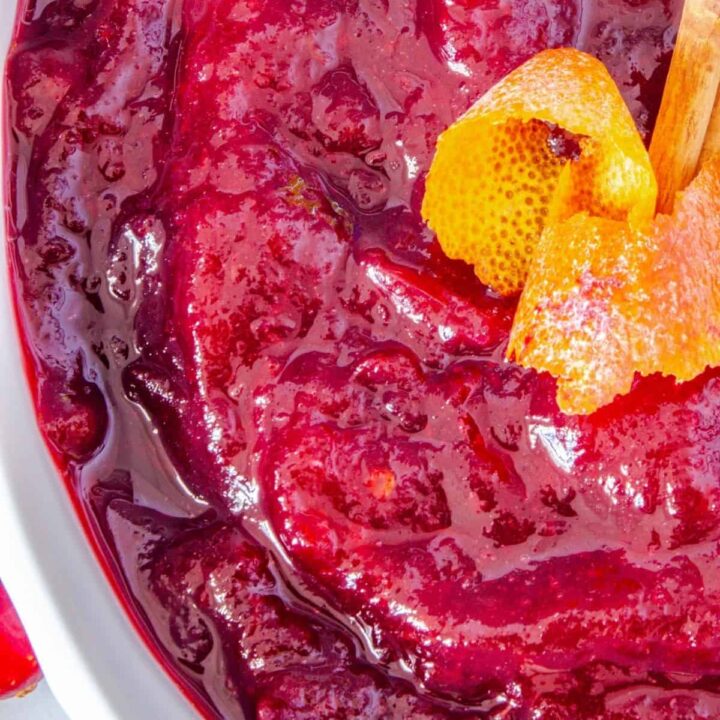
[0,3,197,718]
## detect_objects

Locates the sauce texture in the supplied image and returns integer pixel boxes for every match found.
[10,1,720,718]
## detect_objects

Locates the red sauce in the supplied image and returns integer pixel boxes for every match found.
[10,1,720,718]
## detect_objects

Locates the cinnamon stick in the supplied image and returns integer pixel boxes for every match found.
[700,87,720,164]
[649,0,720,214]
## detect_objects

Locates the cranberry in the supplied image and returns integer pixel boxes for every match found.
[0,584,40,700]
[38,374,107,460]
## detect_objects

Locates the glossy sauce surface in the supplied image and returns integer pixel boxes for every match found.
[9,0,720,718]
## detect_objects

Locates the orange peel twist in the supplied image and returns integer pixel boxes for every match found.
[421,48,657,296]
[508,159,720,415]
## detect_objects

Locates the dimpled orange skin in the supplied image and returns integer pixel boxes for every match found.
[421,48,657,296]
[508,157,720,415]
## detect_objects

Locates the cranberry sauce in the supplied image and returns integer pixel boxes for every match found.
[10,1,720,718]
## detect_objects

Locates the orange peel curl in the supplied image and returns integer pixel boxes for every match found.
[508,158,720,415]
[421,48,657,296]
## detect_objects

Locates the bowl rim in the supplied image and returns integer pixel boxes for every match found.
[0,3,197,718]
